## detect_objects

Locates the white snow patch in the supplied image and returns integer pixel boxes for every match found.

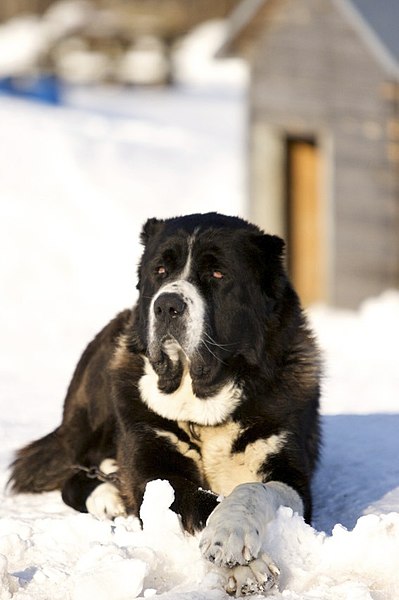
[173,20,249,88]
[0,16,50,77]
[263,508,399,599]
[308,289,399,415]
[0,2,95,78]
[71,550,147,600]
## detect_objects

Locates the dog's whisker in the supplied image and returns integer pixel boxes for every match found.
[203,332,238,349]
[201,338,227,365]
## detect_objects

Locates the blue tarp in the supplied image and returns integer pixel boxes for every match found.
[0,74,61,104]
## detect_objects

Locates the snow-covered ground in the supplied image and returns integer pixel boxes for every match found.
[1,85,399,600]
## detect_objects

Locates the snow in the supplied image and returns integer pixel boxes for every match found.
[310,291,399,415]
[55,46,113,85]
[172,21,248,88]
[116,38,170,86]
[0,83,399,599]
[0,16,49,77]
[0,9,247,86]
[0,2,95,77]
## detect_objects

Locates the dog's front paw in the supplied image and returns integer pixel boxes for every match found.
[223,554,280,597]
[200,520,262,567]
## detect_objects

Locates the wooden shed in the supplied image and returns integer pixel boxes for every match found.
[220,0,399,307]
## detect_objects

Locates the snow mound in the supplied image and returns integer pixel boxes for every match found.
[264,508,399,599]
[0,479,205,599]
[1,481,399,599]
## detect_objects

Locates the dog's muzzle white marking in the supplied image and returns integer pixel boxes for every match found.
[148,279,205,359]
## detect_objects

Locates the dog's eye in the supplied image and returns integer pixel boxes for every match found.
[156,266,167,276]
[212,270,224,280]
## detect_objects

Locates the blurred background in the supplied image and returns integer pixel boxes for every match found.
[1,0,398,424]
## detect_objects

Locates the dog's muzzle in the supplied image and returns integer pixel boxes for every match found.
[148,280,205,367]
[147,281,224,394]
[151,291,189,357]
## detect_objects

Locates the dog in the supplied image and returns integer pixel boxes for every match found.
[10,212,321,596]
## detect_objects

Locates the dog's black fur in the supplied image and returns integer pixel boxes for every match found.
[10,213,321,532]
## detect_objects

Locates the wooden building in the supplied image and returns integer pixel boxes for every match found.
[220,0,399,307]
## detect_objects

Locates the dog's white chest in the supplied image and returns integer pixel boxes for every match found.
[177,422,288,497]
[139,358,242,426]
[140,358,288,497]
[199,423,257,496]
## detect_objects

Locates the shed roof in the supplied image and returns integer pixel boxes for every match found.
[219,0,399,79]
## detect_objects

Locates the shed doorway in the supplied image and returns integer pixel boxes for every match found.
[285,137,326,305]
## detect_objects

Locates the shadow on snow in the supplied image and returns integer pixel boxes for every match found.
[312,413,399,533]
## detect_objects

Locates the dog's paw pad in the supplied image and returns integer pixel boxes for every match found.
[86,482,126,520]
[223,553,280,597]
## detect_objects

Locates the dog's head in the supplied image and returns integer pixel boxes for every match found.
[134,213,289,396]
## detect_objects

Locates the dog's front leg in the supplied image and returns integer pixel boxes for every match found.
[116,426,220,533]
[200,481,303,596]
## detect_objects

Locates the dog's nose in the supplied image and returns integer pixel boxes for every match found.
[153,293,187,321]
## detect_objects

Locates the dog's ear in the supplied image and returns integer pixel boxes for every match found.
[256,233,285,259]
[251,233,285,268]
[251,233,286,298]
[140,218,164,246]
[137,218,165,291]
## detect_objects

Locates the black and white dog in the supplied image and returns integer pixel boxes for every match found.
[10,213,321,596]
